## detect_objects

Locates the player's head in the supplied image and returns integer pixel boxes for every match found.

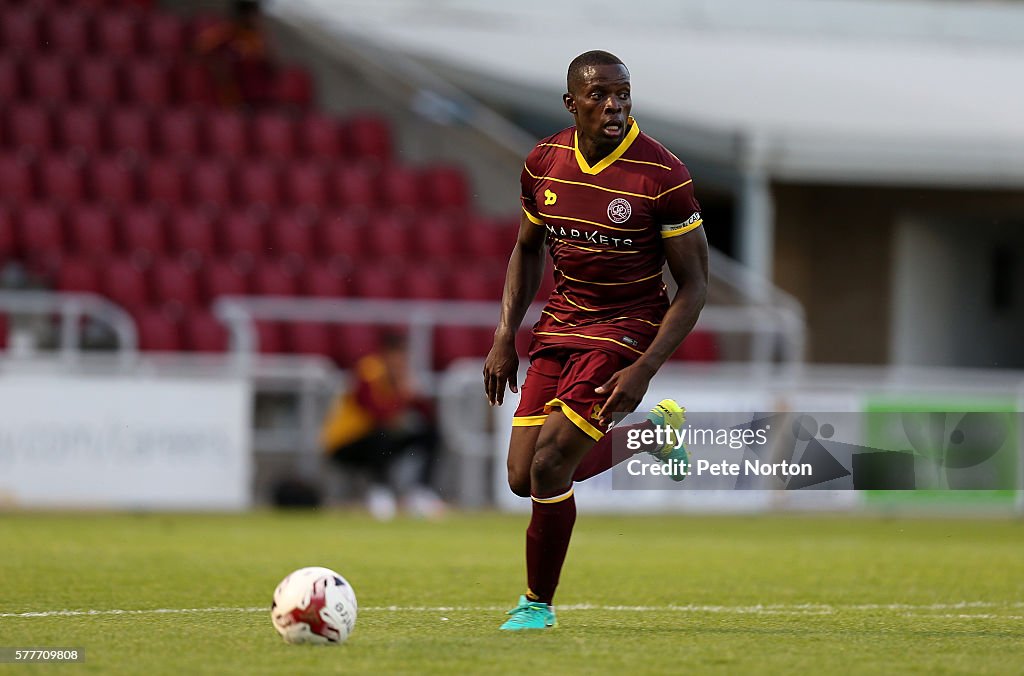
[563,51,631,146]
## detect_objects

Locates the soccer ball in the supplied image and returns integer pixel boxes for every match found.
[271,567,358,645]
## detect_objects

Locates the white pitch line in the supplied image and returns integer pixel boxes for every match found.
[2,601,1023,620]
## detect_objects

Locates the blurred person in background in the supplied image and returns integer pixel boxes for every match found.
[321,332,445,520]
[194,0,275,106]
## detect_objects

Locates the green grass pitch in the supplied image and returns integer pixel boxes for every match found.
[1,512,1022,674]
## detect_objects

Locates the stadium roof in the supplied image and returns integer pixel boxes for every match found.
[275,0,1024,187]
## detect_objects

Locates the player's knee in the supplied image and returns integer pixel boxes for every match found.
[530,441,572,489]
[507,468,531,498]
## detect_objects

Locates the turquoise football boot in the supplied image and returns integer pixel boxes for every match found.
[646,399,689,482]
[499,595,557,631]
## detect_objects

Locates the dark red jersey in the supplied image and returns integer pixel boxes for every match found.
[521,117,702,360]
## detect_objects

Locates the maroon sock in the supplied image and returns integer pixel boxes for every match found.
[524,487,577,605]
[572,421,655,482]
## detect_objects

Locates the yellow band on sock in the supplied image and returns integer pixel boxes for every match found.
[531,487,574,504]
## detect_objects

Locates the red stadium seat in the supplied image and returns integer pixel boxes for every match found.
[119,205,166,259]
[102,258,150,311]
[331,163,379,209]
[56,257,101,293]
[254,320,285,354]
[350,264,402,299]
[379,165,423,209]
[0,154,36,202]
[252,116,299,159]
[672,331,720,362]
[285,162,329,208]
[204,110,249,160]
[418,215,463,261]
[169,207,217,259]
[107,107,152,154]
[422,165,470,209]
[68,205,117,256]
[26,57,72,103]
[402,265,448,300]
[90,155,138,205]
[183,310,228,352]
[143,158,187,206]
[134,307,183,351]
[222,209,267,259]
[174,58,216,105]
[273,66,314,108]
[270,209,317,260]
[39,154,86,203]
[434,325,493,370]
[345,114,392,162]
[19,204,65,258]
[300,112,343,160]
[0,57,21,102]
[45,10,93,56]
[1,8,41,55]
[201,258,250,301]
[7,104,54,152]
[151,259,201,310]
[156,108,201,158]
[0,206,17,258]
[448,264,504,302]
[288,322,333,358]
[60,106,105,154]
[319,212,365,260]
[334,324,380,367]
[465,216,516,261]
[302,261,348,297]
[143,13,184,57]
[75,58,121,104]
[124,59,172,106]
[251,260,299,296]
[95,11,139,58]
[236,162,283,208]
[366,212,413,260]
[190,159,234,206]
[252,113,297,158]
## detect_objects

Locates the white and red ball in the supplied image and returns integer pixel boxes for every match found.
[271,567,357,645]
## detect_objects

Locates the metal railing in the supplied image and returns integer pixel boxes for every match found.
[0,291,138,361]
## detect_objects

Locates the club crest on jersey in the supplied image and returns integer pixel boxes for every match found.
[607,198,632,224]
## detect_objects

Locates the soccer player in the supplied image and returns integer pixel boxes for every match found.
[483,50,709,630]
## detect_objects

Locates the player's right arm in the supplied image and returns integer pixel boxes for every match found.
[483,210,546,406]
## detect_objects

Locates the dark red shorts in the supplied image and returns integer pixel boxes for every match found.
[512,348,630,441]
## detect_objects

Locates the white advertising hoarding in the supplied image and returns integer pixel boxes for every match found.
[0,375,252,510]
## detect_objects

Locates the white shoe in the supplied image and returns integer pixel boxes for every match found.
[367,486,397,521]
[405,488,446,520]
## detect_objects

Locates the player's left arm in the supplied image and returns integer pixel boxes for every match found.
[596,228,709,426]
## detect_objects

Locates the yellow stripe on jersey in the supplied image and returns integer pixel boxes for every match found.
[619,157,673,171]
[654,179,693,200]
[522,206,544,225]
[538,210,645,233]
[525,165,694,203]
[546,398,605,441]
[535,331,645,356]
[574,118,641,175]
[661,219,703,239]
[556,269,663,286]
[559,291,602,312]
[542,310,577,326]
[538,142,575,151]
[614,316,662,327]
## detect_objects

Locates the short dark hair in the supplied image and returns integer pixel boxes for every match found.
[567,50,626,94]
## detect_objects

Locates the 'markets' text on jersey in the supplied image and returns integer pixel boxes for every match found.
[520,117,702,359]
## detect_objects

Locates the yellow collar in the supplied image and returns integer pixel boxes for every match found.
[574,116,640,175]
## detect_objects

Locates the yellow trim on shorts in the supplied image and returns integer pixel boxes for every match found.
[512,415,548,427]
[546,397,604,441]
